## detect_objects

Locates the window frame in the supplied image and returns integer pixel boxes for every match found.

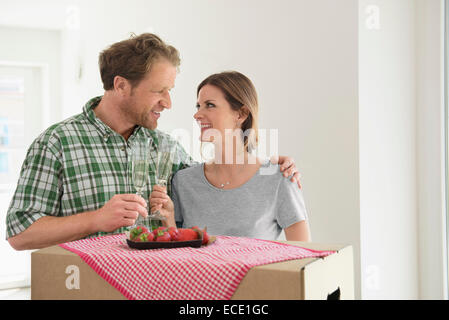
[445,0,449,300]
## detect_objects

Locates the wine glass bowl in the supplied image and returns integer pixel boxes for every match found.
[132,160,148,195]
[130,136,151,227]
[148,147,175,220]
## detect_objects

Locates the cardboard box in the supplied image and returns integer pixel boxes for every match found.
[31,241,354,300]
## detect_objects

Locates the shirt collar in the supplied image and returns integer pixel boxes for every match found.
[83,96,158,145]
[83,96,112,141]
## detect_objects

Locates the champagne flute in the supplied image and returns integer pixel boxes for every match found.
[148,150,174,220]
[130,136,151,228]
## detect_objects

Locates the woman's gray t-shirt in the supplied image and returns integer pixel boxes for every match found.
[171,160,308,240]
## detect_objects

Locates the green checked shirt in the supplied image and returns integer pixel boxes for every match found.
[6,96,196,239]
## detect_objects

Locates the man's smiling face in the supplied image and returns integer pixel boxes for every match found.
[124,59,177,130]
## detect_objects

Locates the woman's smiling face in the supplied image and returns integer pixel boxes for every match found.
[194,84,240,142]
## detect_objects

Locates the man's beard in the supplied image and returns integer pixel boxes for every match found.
[139,108,157,130]
[124,98,157,130]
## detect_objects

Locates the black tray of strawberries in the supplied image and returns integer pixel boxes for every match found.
[126,226,213,250]
[126,238,203,250]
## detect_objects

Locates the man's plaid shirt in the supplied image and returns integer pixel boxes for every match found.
[6,96,195,239]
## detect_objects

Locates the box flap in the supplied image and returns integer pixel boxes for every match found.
[303,245,354,299]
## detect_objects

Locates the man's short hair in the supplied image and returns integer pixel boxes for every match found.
[98,33,180,90]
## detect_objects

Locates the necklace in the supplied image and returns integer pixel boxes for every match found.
[219,181,230,188]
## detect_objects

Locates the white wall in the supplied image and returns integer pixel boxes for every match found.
[416,0,448,300]
[0,26,62,126]
[359,0,448,300]
[359,0,419,299]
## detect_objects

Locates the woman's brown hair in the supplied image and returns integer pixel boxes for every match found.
[197,71,259,152]
[99,33,180,90]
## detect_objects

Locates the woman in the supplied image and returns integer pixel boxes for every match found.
[150,71,311,241]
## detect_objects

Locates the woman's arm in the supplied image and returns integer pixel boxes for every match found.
[284,220,311,242]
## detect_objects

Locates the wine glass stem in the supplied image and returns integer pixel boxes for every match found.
[135,191,144,225]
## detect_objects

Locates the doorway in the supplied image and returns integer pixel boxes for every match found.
[0,64,47,289]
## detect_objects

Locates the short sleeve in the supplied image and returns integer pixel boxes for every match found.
[275,178,308,229]
[5,141,63,239]
[171,172,184,228]
[167,138,198,198]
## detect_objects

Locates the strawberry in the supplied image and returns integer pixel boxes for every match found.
[177,228,200,241]
[152,226,167,238]
[147,232,155,242]
[155,229,171,242]
[167,227,179,241]
[134,231,154,242]
[130,226,149,240]
[192,226,210,245]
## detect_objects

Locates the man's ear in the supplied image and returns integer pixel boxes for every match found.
[113,75,131,96]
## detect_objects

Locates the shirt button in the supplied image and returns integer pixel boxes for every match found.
[120,146,126,151]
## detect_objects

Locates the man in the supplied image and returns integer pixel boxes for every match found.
[6,33,301,250]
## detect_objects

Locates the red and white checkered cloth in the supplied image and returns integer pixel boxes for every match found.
[59,234,334,300]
